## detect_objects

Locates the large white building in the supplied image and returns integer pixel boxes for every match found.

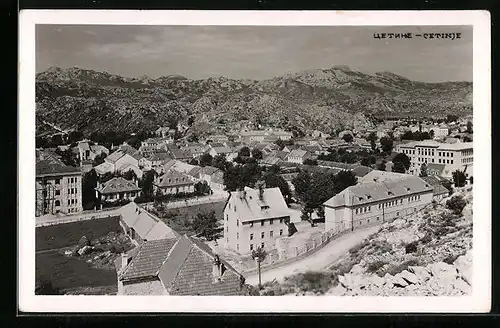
[223,187,292,254]
[395,140,473,177]
[323,176,434,232]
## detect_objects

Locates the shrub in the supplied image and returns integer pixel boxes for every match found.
[349,240,369,255]
[405,241,418,254]
[419,233,433,244]
[367,260,388,274]
[386,259,421,276]
[286,271,335,294]
[443,254,461,265]
[446,195,467,216]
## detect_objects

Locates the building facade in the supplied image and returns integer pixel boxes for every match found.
[154,170,195,195]
[395,140,473,177]
[95,177,142,203]
[323,176,434,232]
[223,187,291,255]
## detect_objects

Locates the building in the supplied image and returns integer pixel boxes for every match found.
[115,235,248,295]
[420,176,450,201]
[209,146,233,159]
[239,130,292,143]
[74,140,109,162]
[323,176,434,232]
[95,177,142,204]
[155,126,176,138]
[154,170,195,195]
[139,137,173,157]
[395,140,473,177]
[36,151,83,216]
[223,186,292,254]
[94,150,142,179]
[198,166,225,191]
[116,202,179,243]
[206,134,230,145]
[286,149,311,164]
[430,126,449,139]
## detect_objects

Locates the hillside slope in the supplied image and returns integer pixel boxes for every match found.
[36,66,473,136]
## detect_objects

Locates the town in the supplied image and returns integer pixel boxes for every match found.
[35,114,474,296]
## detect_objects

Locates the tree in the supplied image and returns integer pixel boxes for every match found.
[212,154,229,171]
[189,158,199,166]
[187,134,199,143]
[263,172,291,202]
[379,136,394,154]
[190,211,219,241]
[401,130,414,140]
[333,170,358,194]
[360,155,376,167]
[446,195,467,216]
[92,152,107,167]
[466,121,473,134]
[463,136,472,142]
[187,115,195,126]
[339,152,357,164]
[392,153,411,171]
[316,206,325,222]
[82,169,98,210]
[370,139,377,152]
[419,163,428,177]
[275,139,285,150]
[139,170,156,200]
[98,172,117,183]
[366,132,377,144]
[303,158,318,166]
[429,129,435,139]
[251,247,268,290]
[446,114,459,123]
[442,179,453,195]
[122,169,137,181]
[342,133,353,143]
[377,160,387,171]
[251,148,263,160]
[470,176,473,184]
[67,130,83,144]
[238,146,251,158]
[392,161,406,173]
[194,181,212,196]
[199,153,213,167]
[452,170,467,187]
[292,171,311,200]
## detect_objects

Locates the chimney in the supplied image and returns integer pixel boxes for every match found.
[212,254,223,281]
[121,253,129,269]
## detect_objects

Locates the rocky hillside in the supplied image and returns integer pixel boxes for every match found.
[36,66,472,136]
[256,187,473,296]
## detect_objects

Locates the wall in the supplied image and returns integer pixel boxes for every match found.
[118,278,167,295]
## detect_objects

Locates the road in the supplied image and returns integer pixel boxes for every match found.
[245,224,380,286]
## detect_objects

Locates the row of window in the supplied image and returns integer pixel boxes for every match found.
[401,149,415,155]
[247,229,284,240]
[461,150,473,156]
[68,208,79,213]
[230,217,286,227]
[418,148,435,156]
[461,157,473,164]
[68,188,78,194]
[249,243,265,251]
[355,206,371,214]
[54,198,78,206]
[438,151,454,158]
[418,157,435,163]
[438,159,454,164]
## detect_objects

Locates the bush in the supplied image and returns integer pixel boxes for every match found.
[419,233,433,244]
[349,240,369,255]
[405,241,418,254]
[443,254,461,265]
[367,260,388,274]
[286,271,335,294]
[446,195,467,216]
[386,259,421,276]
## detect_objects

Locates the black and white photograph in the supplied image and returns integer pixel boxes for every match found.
[19,10,491,312]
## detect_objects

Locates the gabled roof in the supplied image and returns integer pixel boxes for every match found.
[116,202,179,241]
[427,163,445,175]
[199,166,220,176]
[94,161,114,175]
[227,187,291,222]
[90,144,109,155]
[147,152,171,162]
[210,146,232,154]
[156,171,194,188]
[288,149,308,158]
[351,165,373,177]
[105,151,125,164]
[187,166,202,178]
[324,176,433,208]
[359,170,409,184]
[118,144,139,156]
[420,176,450,196]
[36,154,81,177]
[95,177,141,194]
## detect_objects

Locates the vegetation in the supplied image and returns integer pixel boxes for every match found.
[419,163,428,177]
[199,153,213,167]
[446,195,467,216]
[189,211,220,241]
[452,170,467,187]
[405,241,418,254]
[379,136,394,153]
[251,247,268,290]
[392,153,411,172]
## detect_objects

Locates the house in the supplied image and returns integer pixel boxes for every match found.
[209,146,233,159]
[223,186,292,254]
[421,176,450,201]
[286,149,311,164]
[183,143,210,159]
[160,159,197,175]
[94,150,143,179]
[323,176,433,232]
[116,202,179,243]
[115,235,248,295]
[95,177,142,204]
[395,140,473,176]
[166,144,192,161]
[74,140,110,162]
[155,126,176,138]
[359,170,410,184]
[139,137,173,157]
[260,156,283,167]
[154,170,195,195]
[198,166,225,191]
[206,134,229,145]
[35,151,83,216]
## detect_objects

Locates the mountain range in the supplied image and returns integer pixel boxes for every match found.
[35,66,473,137]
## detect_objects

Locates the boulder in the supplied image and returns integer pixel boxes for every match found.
[452,277,472,294]
[350,264,365,275]
[392,274,409,288]
[329,284,347,296]
[428,262,457,279]
[408,266,431,282]
[399,270,420,285]
[370,274,385,288]
[453,252,472,286]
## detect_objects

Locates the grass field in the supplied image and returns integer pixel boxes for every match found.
[159,201,226,235]
[36,216,122,251]
[36,250,118,295]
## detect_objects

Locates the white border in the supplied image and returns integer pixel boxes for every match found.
[19,10,491,313]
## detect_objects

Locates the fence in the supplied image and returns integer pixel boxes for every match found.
[242,202,433,276]
[36,210,120,227]
[142,194,227,211]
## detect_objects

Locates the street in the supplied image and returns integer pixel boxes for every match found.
[245,224,380,286]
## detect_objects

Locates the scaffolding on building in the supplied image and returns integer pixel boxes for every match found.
[35,179,56,217]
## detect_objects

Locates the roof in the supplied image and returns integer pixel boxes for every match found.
[94,161,114,175]
[288,149,308,158]
[351,165,373,177]
[261,156,282,166]
[78,141,90,151]
[147,152,171,162]
[116,202,179,241]
[397,140,473,151]
[156,171,194,188]
[324,176,433,208]
[211,146,232,154]
[199,166,220,176]
[227,187,291,222]
[96,177,141,194]
[421,176,449,196]
[187,166,202,178]
[317,160,357,170]
[359,170,410,184]
[90,144,109,155]
[427,163,445,175]
[119,235,245,295]
[162,160,196,174]
[119,238,178,281]
[36,155,81,177]
[105,151,125,164]
[169,148,191,159]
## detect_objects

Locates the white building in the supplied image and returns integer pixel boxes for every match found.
[323,176,434,232]
[395,140,473,177]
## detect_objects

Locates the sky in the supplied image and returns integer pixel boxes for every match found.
[36,25,472,82]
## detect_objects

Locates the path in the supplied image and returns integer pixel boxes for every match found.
[245,224,380,286]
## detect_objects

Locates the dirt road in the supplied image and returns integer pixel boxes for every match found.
[245,225,380,286]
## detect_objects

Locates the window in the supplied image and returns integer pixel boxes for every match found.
[55,179,61,185]
[250,233,254,240]
[250,222,254,228]
[270,231,274,238]
[368,206,371,212]
[237,244,239,251]
[228,203,231,209]
[237,220,239,227]
[67,178,71,184]
[270,219,274,225]
[237,233,239,239]
[280,229,283,236]
[280,218,283,224]
[250,244,254,251]
[451,160,454,164]
[376,217,379,221]
[400,199,403,204]
[226,227,228,232]
[261,232,265,239]
[261,220,265,227]
[226,215,228,221]
[55,190,60,196]
[67,199,70,206]
[397,212,400,216]
[261,243,264,249]
[355,208,359,214]
[234,206,236,212]
[55,200,60,206]
[68,189,71,194]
